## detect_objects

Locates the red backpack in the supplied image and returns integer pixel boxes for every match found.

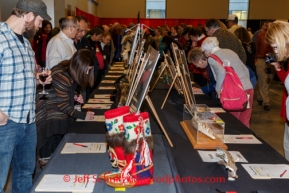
[210,54,248,111]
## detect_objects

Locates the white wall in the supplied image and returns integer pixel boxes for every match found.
[0,0,18,21]
[43,0,54,26]
[0,0,55,26]
[0,3,2,21]
[54,0,65,27]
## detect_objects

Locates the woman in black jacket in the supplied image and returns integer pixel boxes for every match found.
[86,27,104,89]
[32,20,53,68]
[162,35,183,62]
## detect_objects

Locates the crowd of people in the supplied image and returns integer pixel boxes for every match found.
[1,0,289,192]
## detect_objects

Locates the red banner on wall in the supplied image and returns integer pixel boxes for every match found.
[76,7,207,28]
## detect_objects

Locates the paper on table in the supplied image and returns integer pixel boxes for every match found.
[105,75,121,78]
[242,164,289,179]
[193,87,204,95]
[82,104,111,109]
[87,99,113,103]
[76,115,105,122]
[61,143,107,154]
[209,107,226,113]
[94,94,110,99]
[110,67,124,70]
[101,80,115,83]
[35,174,95,192]
[224,134,262,144]
[99,86,115,90]
[108,70,123,73]
[198,150,248,162]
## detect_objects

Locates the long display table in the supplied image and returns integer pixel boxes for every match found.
[33,66,289,192]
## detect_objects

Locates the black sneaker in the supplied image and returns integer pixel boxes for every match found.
[264,105,270,111]
[257,99,263,106]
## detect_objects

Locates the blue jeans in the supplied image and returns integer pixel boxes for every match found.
[0,120,36,193]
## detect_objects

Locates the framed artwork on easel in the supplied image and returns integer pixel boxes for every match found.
[127,46,174,147]
[165,54,183,93]
[126,51,150,107]
[128,46,159,113]
[161,43,188,108]
[128,24,140,67]
[178,50,196,107]
[150,53,175,92]
[127,39,145,82]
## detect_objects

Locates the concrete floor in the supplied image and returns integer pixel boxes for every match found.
[3,80,287,192]
[251,80,286,157]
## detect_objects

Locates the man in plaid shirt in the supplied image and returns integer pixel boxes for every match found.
[0,0,52,192]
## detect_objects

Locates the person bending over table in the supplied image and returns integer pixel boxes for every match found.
[266,21,289,161]
[189,37,253,128]
[36,49,95,169]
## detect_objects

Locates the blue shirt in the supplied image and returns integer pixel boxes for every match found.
[201,65,216,94]
[0,22,36,123]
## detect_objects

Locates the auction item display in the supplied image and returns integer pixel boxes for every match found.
[101,107,154,188]
[216,147,238,181]
[99,106,130,180]
[180,104,227,149]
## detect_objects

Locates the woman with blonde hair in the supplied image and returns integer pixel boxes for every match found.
[266,21,289,161]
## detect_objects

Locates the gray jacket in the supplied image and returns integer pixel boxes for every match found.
[208,49,252,92]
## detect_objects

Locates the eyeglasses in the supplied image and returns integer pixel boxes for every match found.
[272,46,278,50]
[77,29,88,33]
[71,26,79,32]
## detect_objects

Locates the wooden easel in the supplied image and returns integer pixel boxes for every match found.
[145,93,173,147]
[150,59,173,92]
[126,52,149,106]
[161,44,197,109]
[127,39,145,82]
[161,63,188,109]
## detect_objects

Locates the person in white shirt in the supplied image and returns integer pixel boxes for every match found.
[226,14,241,34]
[46,16,79,69]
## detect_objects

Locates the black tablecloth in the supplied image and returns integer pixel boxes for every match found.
[30,134,179,193]
[40,67,289,192]
[148,86,289,193]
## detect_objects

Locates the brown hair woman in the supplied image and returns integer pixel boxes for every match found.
[36,49,95,169]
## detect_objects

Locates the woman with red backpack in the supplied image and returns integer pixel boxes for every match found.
[189,37,253,128]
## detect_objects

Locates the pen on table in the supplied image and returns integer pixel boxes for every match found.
[85,180,88,188]
[73,143,88,147]
[280,170,287,177]
[236,137,253,139]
